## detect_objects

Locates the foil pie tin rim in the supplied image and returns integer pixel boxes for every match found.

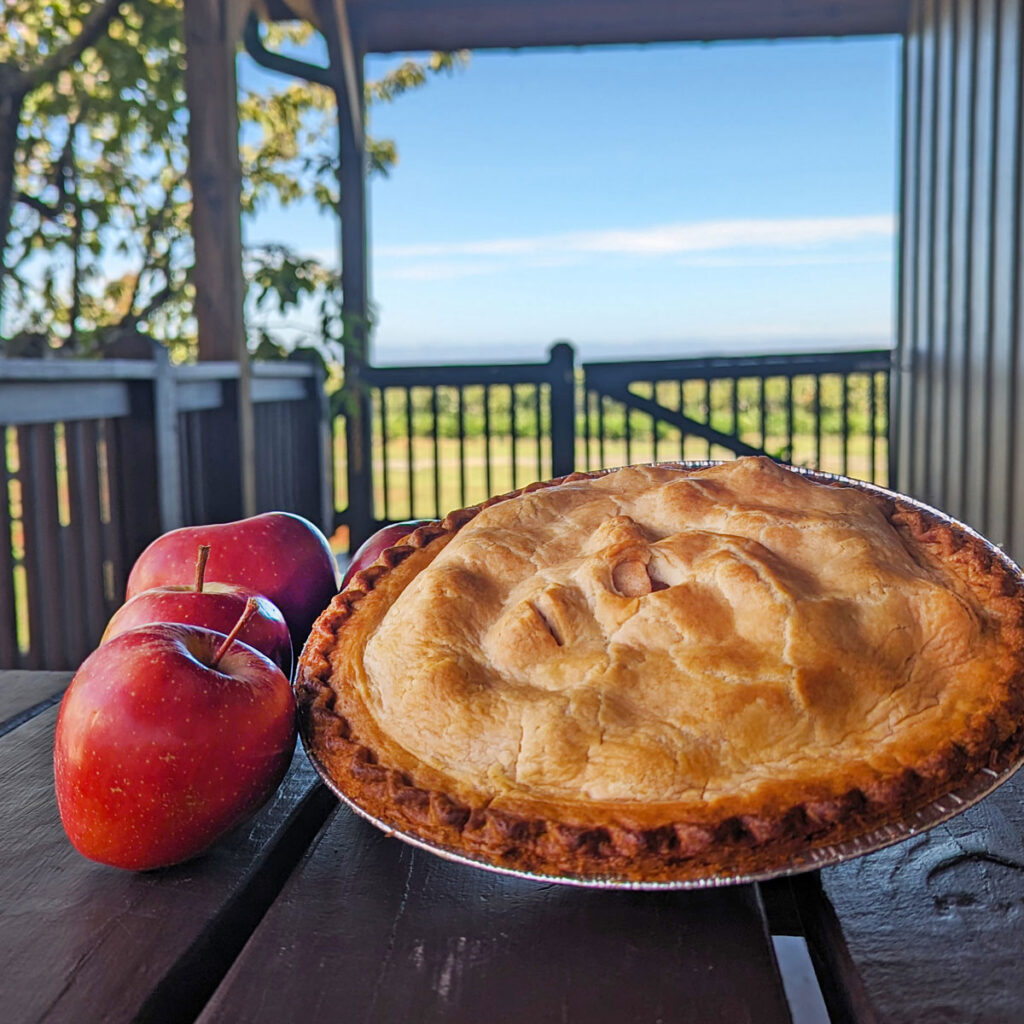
[301,462,1024,890]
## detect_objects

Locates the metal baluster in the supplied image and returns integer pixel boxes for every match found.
[431,386,441,518]
[484,386,493,498]
[870,370,879,484]
[678,379,686,460]
[704,380,712,460]
[535,384,544,478]
[787,376,795,466]
[624,394,633,468]
[457,386,467,508]
[405,387,415,520]
[759,376,767,453]
[650,383,659,464]
[731,377,740,458]
[379,388,390,523]
[582,387,591,472]
[814,375,823,470]
[510,384,519,489]
[842,374,850,477]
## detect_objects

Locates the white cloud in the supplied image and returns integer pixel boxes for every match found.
[674,252,892,269]
[376,214,895,261]
[383,260,505,281]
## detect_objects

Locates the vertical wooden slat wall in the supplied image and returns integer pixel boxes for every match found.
[896,0,1024,560]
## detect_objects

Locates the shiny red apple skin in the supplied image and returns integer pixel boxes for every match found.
[53,623,297,871]
[102,584,292,675]
[125,512,340,651]
[341,520,434,589]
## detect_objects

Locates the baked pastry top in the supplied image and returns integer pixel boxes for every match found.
[297,458,1024,881]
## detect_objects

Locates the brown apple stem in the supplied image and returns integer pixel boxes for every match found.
[210,598,258,669]
[194,544,211,592]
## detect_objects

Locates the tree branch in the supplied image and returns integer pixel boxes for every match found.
[131,279,173,325]
[15,190,61,221]
[26,0,125,90]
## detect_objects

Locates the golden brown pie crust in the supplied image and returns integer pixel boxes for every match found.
[296,459,1024,882]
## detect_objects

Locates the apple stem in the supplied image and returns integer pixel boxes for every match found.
[194,544,211,592]
[210,598,258,669]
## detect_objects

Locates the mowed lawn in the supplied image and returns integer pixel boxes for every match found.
[334,433,890,525]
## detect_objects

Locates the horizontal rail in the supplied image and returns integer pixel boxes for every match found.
[0,380,133,425]
[583,349,893,387]
[0,358,318,427]
[0,358,158,381]
[360,357,569,389]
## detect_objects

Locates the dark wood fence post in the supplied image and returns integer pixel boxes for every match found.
[548,341,577,476]
[292,349,334,536]
[113,366,163,576]
[194,367,246,527]
[151,341,184,532]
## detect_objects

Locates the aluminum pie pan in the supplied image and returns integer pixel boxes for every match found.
[300,463,1024,890]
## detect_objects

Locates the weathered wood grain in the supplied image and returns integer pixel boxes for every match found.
[0,670,70,735]
[197,805,793,1024]
[0,707,335,1024]
[819,768,1024,1023]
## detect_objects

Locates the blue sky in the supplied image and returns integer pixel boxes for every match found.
[244,36,901,364]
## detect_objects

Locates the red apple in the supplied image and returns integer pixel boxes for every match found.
[105,546,292,674]
[341,520,435,589]
[126,512,340,653]
[54,609,297,871]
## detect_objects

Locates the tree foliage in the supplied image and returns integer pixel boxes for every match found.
[0,1,465,358]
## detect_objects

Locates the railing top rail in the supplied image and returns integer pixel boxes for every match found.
[0,358,158,381]
[361,361,559,389]
[583,348,893,386]
[176,360,318,382]
[250,360,318,379]
[0,356,318,385]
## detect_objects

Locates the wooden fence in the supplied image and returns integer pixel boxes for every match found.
[1,348,330,670]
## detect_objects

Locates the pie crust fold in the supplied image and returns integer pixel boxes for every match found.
[296,458,1024,882]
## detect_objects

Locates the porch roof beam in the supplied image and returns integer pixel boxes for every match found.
[263,0,912,53]
[328,0,363,149]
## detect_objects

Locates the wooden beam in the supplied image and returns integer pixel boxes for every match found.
[226,0,257,46]
[339,0,912,53]
[312,0,374,544]
[183,0,257,517]
[328,0,364,148]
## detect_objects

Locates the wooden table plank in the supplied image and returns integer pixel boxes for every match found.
[198,805,793,1024]
[0,670,71,735]
[817,768,1024,1023]
[1,706,336,1024]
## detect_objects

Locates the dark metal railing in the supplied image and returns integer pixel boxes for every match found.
[335,347,893,539]
[344,343,575,536]
[582,349,892,485]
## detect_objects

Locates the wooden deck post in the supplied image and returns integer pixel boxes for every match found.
[182,0,256,519]
[549,341,577,476]
[318,0,373,547]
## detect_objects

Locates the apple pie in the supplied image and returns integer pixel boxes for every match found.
[295,458,1024,882]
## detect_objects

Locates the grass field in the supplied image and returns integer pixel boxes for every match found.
[333,431,890,526]
[332,371,890,526]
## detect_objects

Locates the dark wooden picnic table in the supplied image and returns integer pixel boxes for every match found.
[3,669,1023,1024]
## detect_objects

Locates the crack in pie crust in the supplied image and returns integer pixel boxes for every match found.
[296,458,1024,882]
